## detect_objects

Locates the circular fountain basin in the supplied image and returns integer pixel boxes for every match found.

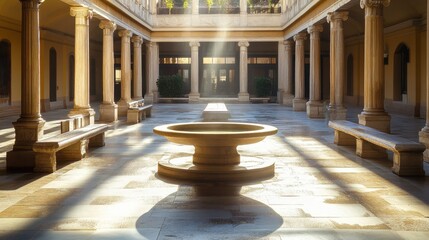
[153,122,278,182]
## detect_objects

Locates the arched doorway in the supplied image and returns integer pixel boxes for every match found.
[393,43,409,102]
[0,40,11,105]
[49,48,57,102]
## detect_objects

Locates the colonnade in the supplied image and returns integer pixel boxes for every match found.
[277,0,391,132]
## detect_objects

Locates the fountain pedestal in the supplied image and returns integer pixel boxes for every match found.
[154,122,278,182]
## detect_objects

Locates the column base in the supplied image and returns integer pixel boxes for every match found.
[277,90,283,104]
[189,92,200,102]
[152,91,159,103]
[282,93,294,106]
[306,100,324,118]
[238,92,250,102]
[292,98,307,111]
[418,128,429,163]
[69,108,95,126]
[6,118,45,171]
[326,106,347,121]
[117,100,130,117]
[99,103,118,122]
[144,93,154,104]
[358,112,391,133]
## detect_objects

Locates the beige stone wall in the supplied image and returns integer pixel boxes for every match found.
[0,23,21,106]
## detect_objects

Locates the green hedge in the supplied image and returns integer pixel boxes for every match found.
[156,74,184,97]
[254,76,272,97]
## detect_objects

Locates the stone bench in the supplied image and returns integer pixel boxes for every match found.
[60,114,84,133]
[202,103,230,121]
[33,123,109,173]
[328,120,425,176]
[127,104,152,124]
[250,97,270,103]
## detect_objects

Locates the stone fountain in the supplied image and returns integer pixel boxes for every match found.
[153,122,278,182]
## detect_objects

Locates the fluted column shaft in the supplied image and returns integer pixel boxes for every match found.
[306,24,324,118]
[283,40,294,106]
[238,41,250,102]
[358,0,391,132]
[189,41,200,101]
[119,30,132,102]
[293,33,307,111]
[152,42,159,102]
[277,41,286,103]
[69,7,95,125]
[144,41,154,102]
[132,35,143,100]
[99,20,116,105]
[7,0,46,170]
[419,0,429,163]
[98,20,118,122]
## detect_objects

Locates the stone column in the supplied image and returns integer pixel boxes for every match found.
[283,40,294,106]
[98,20,117,122]
[326,11,348,120]
[192,0,199,14]
[152,42,159,102]
[240,0,247,15]
[238,41,250,102]
[277,41,286,104]
[132,35,143,100]
[306,24,324,118]
[6,0,46,170]
[293,32,307,111]
[69,7,95,125]
[189,41,200,101]
[144,41,154,103]
[117,30,133,116]
[358,0,391,133]
[418,0,429,163]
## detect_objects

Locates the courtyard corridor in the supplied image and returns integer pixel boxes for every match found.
[0,103,428,239]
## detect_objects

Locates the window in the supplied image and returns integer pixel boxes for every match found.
[160,57,191,64]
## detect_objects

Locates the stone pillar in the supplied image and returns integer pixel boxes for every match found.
[277,41,286,104]
[192,0,199,14]
[69,7,95,125]
[326,11,348,120]
[117,30,133,116]
[189,41,200,101]
[240,0,247,15]
[152,42,159,102]
[144,41,154,103]
[358,0,391,133]
[6,0,46,170]
[98,20,118,122]
[238,41,250,102]
[306,24,324,118]
[293,32,307,111]
[132,35,143,100]
[418,0,429,163]
[283,40,294,106]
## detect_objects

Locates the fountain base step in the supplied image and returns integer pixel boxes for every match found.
[158,156,275,182]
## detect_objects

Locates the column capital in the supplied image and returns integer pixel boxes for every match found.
[189,41,200,48]
[20,0,44,6]
[238,41,249,48]
[283,40,294,49]
[99,20,116,31]
[145,41,154,48]
[131,35,143,45]
[307,24,324,35]
[293,32,307,42]
[327,11,349,23]
[70,7,93,19]
[118,29,133,38]
[360,0,390,9]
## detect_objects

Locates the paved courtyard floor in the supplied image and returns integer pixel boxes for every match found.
[0,103,428,240]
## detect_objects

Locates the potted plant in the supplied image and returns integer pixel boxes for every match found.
[207,0,214,13]
[165,0,174,14]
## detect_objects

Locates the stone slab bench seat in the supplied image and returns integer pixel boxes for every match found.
[202,103,230,121]
[127,104,152,123]
[33,123,109,173]
[250,97,270,103]
[328,120,425,176]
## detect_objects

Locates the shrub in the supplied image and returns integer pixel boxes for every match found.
[255,76,272,97]
[157,74,184,97]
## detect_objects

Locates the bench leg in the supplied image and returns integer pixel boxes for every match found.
[146,109,151,117]
[127,111,139,124]
[34,152,56,173]
[392,152,425,176]
[89,133,105,147]
[356,139,387,159]
[57,139,88,161]
[334,130,355,146]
